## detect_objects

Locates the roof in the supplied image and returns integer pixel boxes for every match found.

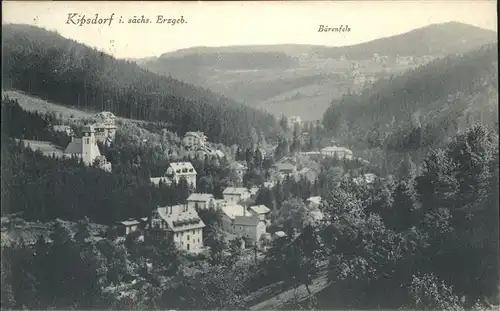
[231,161,248,170]
[220,204,246,220]
[249,205,270,215]
[274,231,287,237]
[275,162,296,171]
[157,205,205,232]
[298,167,311,174]
[53,125,72,132]
[215,150,225,158]
[277,156,296,164]
[64,138,82,154]
[95,111,116,120]
[168,162,197,175]
[215,199,230,208]
[223,187,250,195]
[233,216,260,226]
[187,193,214,202]
[263,182,274,188]
[118,219,141,226]
[94,122,117,129]
[321,146,353,155]
[307,196,322,205]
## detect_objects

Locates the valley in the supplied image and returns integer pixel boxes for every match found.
[1,18,499,311]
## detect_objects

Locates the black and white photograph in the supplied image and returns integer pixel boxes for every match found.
[1,1,498,310]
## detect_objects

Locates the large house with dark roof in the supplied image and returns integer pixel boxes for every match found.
[146,204,205,252]
[64,125,111,172]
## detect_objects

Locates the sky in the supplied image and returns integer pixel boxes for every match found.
[3,1,497,59]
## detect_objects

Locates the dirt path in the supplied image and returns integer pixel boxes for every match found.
[249,273,331,310]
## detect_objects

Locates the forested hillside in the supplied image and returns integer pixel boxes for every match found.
[323,43,498,154]
[152,51,298,70]
[2,24,282,146]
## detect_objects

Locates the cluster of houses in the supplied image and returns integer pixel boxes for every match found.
[182,131,225,158]
[116,178,330,254]
[115,136,377,254]
[116,184,272,253]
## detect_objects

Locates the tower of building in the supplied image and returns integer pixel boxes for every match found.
[82,125,98,165]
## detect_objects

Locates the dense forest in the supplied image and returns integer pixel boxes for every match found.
[148,51,299,71]
[323,43,498,162]
[2,24,283,147]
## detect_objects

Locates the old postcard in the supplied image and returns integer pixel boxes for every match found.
[1,1,498,310]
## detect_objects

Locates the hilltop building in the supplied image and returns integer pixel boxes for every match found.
[93,111,117,145]
[146,204,205,253]
[64,125,112,172]
[183,131,207,149]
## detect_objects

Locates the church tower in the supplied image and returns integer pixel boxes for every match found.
[82,125,98,166]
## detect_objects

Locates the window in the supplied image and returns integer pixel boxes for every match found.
[187,235,190,241]
[187,244,190,251]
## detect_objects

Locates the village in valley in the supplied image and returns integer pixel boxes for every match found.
[2,5,498,310]
[15,108,374,257]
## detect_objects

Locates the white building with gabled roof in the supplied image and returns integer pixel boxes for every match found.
[150,162,197,188]
[248,205,271,221]
[147,204,205,252]
[320,146,353,160]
